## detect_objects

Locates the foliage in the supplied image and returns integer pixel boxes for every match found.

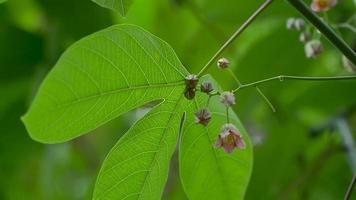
[1,0,356,199]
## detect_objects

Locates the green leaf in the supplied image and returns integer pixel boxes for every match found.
[92,0,133,16]
[22,24,188,143]
[22,23,253,200]
[0,0,7,4]
[93,92,188,200]
[180,78,253,199]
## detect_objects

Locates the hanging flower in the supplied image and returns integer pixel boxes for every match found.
[311,0,337,12]
[286,18,305,31]
[299,31,311,43]
[304,39,323,58]
[184,74,198,100]
[217,58,230,69]
[194,108,212,126]
[215,124,245,153]
[200,81,214,94]
[220,91,235,107]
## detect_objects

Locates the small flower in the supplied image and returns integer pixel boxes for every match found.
[294,19,305,31]
[304,40,323,58]
[286,18,305,31]
[185,74,198,89]
[299,31,311,43]
[215,123,245,153]
[220,91,235,107]
[194,108,211,126]
[184,74,198,100]
[286,18,296,30]
[217,58,230,69]
[311,0,337,12]
[342,56,356,73]
[200,81,214,94]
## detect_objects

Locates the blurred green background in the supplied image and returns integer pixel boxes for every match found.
[1,0,356,199]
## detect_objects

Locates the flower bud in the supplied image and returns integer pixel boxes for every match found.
[185,74,198,89]
[194,108,212,126]
[215,123,245,153]
[217,58,230,69]
[342,56,356,73]
[294,19,305,31]
[299,31,311,43]
[286,18,305,31]
[286,18,296,30]
[184,74,198,100]
[304,40,323,58]
[311,0,337,12]
[200,81,214,94]
[220,91,235,107]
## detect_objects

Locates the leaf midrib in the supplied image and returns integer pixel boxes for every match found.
[43,80,185,111]
[137,93,185,200]
[192,99,233,200]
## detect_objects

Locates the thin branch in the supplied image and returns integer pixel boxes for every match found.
[197,0,275,77]
[255,86,276,112]
[345,174,356,200]
[232,75,356,93]
[286,0,356,66]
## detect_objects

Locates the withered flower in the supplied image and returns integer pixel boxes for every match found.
[215,124,245,153]
[194,108,211,126]
[184,74,199,100]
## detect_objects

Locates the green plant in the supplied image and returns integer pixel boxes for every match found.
[21,0,356,199]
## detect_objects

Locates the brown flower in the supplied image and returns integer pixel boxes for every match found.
[215,124,245,153]
[194,108,211,126]
[311,0,337,12]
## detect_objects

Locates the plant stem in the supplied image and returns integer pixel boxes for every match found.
[232,75,356,93]
[197,0,274,77]
[345,174,356,200]
[286,0,356,65]
[255,86,276,112]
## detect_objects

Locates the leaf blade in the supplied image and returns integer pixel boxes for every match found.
[22,24,188,143]
[92,0,133,16]
[179,76,253,200]
[93,90,188,200]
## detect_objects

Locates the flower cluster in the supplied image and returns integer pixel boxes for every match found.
[286,17,323,59]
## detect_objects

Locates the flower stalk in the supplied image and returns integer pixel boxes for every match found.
[233,75,356,93]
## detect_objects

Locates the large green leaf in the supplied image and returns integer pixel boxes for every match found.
[22,24,253,200]
[93,91,188,200]
[22,24,188,143]
[180,79,253,200]
[92,0,133,16]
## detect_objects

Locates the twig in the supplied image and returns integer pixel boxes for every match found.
[197,0,275,77]
[344,174,356,200]
[255,86,276,112]
[232,75,356,93]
